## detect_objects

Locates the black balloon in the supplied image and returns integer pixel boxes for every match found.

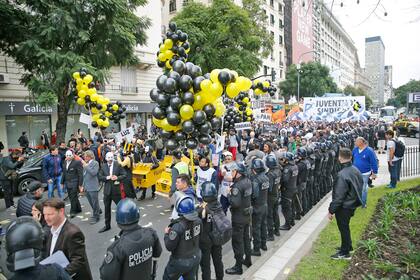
[199,122,212,134]
[185,62,194,74]
[152,106,166,120]
[170,96,182,110]
[179,32,188,42]
[210,117,222,130]
[182,91,194,105]
[167,112,181,126]
[193,76,205,92]
[174,131,186,141]
[203,73,211,79]
[166,139,178,151]
[163,78,177,93]
[203,104,216,118]
[172,60,186,74]
[182,120,195,134]
[156,94,170,107]
[116,101,122,106]
[91,121,98,128]
[178,47,186,57]
[165,106,176,114]
[171,33,179,42]
[182,42,190,50]
[156,75,167,91]
[169,22,177,32]
[96,104,102,110]
[168,71,181,82]
[199,134,211,145]
[218,71,230,85]
[179,75,193,92]
[186,138,198,149]
[84,95,91,102]
[193,110,207,125]
[160,130,173,139]
[190,65,202,79]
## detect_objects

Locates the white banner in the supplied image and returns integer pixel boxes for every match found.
[215,134,225,153]
[234,122,252,130]
[115,127,134,143]
[254,112,271,122]
[303,96,366,121]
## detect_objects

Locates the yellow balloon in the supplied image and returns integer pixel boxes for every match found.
[83,74,93,84]
[91,107,99,114]
[180,105,194,120]
[243,97,249,103]
[87,88,96,96]
[262,81,270,88]
[90,93,99,102]
[164,50,173,60]
[159,44,167,53]
[237,76,252,91]
[97,119,104,127]
[214,103,226,117]
[165,60,172,69]
[185,47,190,54]
[76,78,83,86]
[103,98,110,105]
[92,114,100,121]
[81,85,89,92]
[158,53,166,62]
[72,72,80,80]
[112,104,119,111]
[161,118,172,131]
[255,88,263,95]
[226,83,240,99]
[97,96,104,104]
[210,69,220,83]
[200,79,212,92]
[105,111,112,117]
[102,119,110,127]
[78,90,87,98]
[153,117,163,128]
[192,94,204,110]
[77,98,85,106]
[209,82,223,98]
[164,39,173,49]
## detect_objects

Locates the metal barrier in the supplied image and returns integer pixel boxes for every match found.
[401,145,420,178]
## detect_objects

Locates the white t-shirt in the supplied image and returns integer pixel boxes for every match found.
[387,140,400,162]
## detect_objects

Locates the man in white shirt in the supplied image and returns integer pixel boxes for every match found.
[385,130,399,189]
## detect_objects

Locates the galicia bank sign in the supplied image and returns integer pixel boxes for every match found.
[0,102,55,115]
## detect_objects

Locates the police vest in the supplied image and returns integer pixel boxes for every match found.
[196,167,215,199]
[175,161,189,175]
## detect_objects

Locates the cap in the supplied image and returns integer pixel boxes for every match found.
[27,181,46,193]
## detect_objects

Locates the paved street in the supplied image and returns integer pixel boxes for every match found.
[0,137,417,279]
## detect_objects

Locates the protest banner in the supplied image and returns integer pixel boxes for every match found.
[262,123,279,134]
[114,127,134,143]
[303,96,365,120]
[234,122,252,130]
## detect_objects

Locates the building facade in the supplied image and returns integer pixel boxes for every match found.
[355,67,372,94]
[365,36,385,107]
[383,65,393,103]
[161,0,286,99]
[0,1,162,152]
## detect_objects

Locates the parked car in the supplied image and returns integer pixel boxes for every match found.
[15,150,48,195]
[394,120,419,138]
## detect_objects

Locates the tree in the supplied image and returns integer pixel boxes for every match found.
[279,62,338,99]
[386,79,420,108]
[343,85,373,109]
[0,0,150,142]
[171,0,273,78]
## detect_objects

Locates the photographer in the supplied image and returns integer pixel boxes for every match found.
[0,150,25,209]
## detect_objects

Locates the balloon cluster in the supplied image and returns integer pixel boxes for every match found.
[252,79,278,97]
[151,23,254,151]
[223,107,245,132]
[233,91,254,122]
[72,69,126,129]
[156,22,190,71]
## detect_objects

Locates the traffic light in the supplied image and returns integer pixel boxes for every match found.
[271,68,277,82]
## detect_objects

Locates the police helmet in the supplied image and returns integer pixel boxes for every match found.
[265,155,278,168]
[338,139,347,147]
[326,140,333,149]
[320,143,327,152]
[284,152,295,162]
[176,196,197,221]
[230,162,247,175]
[251,158,266,173]
[6,216,44,272]
[172,150,182,160]
[116,199,140,225]
[201,182,217,202]
[297,147,307,158]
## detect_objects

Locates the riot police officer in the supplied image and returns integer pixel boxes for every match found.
[100,199,162,280]
[5,216,71,280]
[250,159,270,256]
[312,143,323,204]
[320,143,330,197]
[306,146,316,207]
[326,141,336,193]
[296,148,310,215]
[163,196,202,280]
[198,182,225,280]
[279,153,299,230]
[225,163,253,275]
[265,155,282,241]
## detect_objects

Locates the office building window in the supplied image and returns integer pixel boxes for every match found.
[270,14,275,25]
[280,70,283,79]
[279,19,283,28]
[279,35,283,45]
[121,66,137,93]
[169,0,176,12]
[278,3,283,13]
[271,31,275,41]
[270,0,274,7]
[264,65,269,75]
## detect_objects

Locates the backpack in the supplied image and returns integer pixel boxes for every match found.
[393,139,405,158]
[208,207,232,246]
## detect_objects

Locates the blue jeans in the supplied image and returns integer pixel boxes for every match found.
[396,158,402,181]
[361,174,370,207]
[48,175,63,198]
[388,162,398,188]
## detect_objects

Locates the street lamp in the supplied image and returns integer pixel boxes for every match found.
[297,50,318,103]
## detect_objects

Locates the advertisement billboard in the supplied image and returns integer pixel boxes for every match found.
[292,0,313,64]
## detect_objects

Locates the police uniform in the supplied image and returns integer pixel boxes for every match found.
[296,158,309,215]
[313,149,323,203]
[227,175,252,269]
[307,153,316,207]
[280,161,298,228]
[320,149,329,197]
[163,216,202,280]
[266,166,282,238]
[100,225,162,280]
[251,172,270,252]
[326,147,336,192]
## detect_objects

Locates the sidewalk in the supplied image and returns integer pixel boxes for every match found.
[243,150,418,280]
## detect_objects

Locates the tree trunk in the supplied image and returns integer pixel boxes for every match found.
[55,89,71,144]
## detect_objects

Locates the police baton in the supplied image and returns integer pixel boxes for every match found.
[151,259,158,280]
[294,193,303,213]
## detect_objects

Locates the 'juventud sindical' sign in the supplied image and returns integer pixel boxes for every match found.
[303,96,366,119]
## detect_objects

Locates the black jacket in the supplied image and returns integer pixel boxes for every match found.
[98,162,127,196]
[61,160,83,188]
[198,200,223,247]
[228,175,252,224]
[329,162,363,214]
[16,193,40,217]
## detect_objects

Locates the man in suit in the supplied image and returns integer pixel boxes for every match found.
[98,152,127,233]
[61,150,83,218]
[81,150,101,224]
[43,198,93,280]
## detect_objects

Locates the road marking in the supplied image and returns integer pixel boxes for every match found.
[82,218,89,221]
[143,222,153,227]
[160,212,165,216]
[77,216,84,219]
[142,214,147,217]
[147,204,153,207]
[156,205,163,208]
[85,212,91,215]
[139,207,145,210]
[0,219,10,225]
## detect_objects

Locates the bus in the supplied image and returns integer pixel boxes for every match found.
[379,106,397,123]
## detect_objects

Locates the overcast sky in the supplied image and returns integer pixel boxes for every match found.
[323,0,420,88]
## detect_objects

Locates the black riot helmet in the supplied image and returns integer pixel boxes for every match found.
[201,181,218,202]
[320,143,327,152]
[297,147,307,158]
[230,162,247,175]
[6,216,44,272]
[265,155,278,169]
[251,158,266,173]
